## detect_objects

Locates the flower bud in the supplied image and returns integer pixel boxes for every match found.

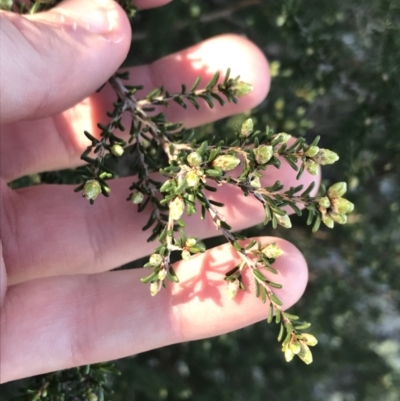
[87,393,98,401]
[322,215,335,228]
[329,212,347,224]
[226,279,240,299]
[272,132,291,144]
[185,171,200,188]
[328,182,347,198]
[233,81,253,97]
[318,196,331,209]
[298,344,313,365]
[254,145,273,165]
[110,144,124,157]
[240,118,254,137]
[276,213,292,228]
[212,155,241,171]
[301,333,318,346]
[289,341,302,355]
[150,281,162,297]
[305,145,319,158]
[181,250,191,261]
[304,159,319,176]
[187,152,202,167]
[149,253,163,266]
[315,149,339,165]
[250,176,261,188]
[185,237,197,247]
[169,197,185,220]
[158,268,167,281]
[83,180,102,201]
[261,243,283,259]
[334,198,354,214]
[131,191,144,204]
[284,347,295,362]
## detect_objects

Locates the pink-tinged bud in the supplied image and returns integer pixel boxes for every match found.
[328,182,347,198]
[187,152,203,167]
[158,269,167,281]
[226,279,240,299]
[150,281,162,296]
[250,176,261,188]
[284,347,295,362]
[169,197,185,220]
[110,144,124,157]
[318,196,331,209]
[185,238,197,247]
[322,215,335,229]
[240,118,254,137]
[304,159,319,176]
[212,155,241,171]
[131,191,144,204]
[149,254,163,266]
[185,171,200,188]
[301,333,318,346]
[329,212,347,224]
[83,180,102,201]
[261,243,283,259]
[276,213,292,228]
[305,145,320,158]
[254,145,273,165]
[272,132,291,144]
[233,82,253,97]
[289,342,302,355]
[333,198,354,214]
[315,149,339,165]
[181,250,191,261]
[298,344,313,365]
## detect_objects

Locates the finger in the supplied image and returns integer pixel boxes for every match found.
[1,34,269,181]
[3,161,318,285]
[0,237,308,383]
[134,0,172,7]
[0,0,132,125]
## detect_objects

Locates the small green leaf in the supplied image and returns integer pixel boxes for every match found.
[190,77,202,92]
[205,72,220,90]
[270,292,283,306]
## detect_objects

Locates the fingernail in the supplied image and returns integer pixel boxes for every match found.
[55,0,120,36]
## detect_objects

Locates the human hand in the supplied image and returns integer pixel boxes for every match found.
[0,0,312,383]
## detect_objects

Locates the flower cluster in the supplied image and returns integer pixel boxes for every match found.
[319,182,354,227]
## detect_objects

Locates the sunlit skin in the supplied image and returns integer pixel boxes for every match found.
[0,0,317,383]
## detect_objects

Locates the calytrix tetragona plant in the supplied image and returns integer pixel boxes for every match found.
[75,65,354,364]
[3,0,355,366]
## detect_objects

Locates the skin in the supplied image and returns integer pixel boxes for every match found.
[0,0,316,383]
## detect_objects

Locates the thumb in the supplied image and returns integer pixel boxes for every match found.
[0,0,131,124]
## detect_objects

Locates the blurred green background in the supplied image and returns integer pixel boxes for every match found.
[2,0,400,400]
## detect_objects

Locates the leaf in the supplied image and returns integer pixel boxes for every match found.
[267,281,283,289]
[302,181,316,197]
[267,302,274,323]
[205,72,220,90]
[277,323,285,342]
[140,271,159,283]
[225,265,241,277]
[190,77,201,92]
[283,313,300,320]
[210,92,225,106]
[167,266,180,283]
[270,292,283,306]
[253,268,267,282]
[173,96,187,109]
[312,214,322,233]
